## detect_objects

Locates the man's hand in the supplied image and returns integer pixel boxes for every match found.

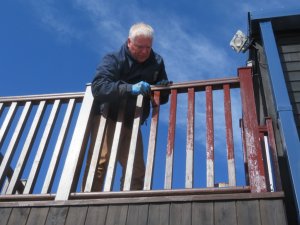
[156,80,173,86]
[131,81,151,96]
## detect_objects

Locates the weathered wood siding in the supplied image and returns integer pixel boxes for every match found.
[0,200,287,225]
[277,31,300,135]
[0,194,287,225]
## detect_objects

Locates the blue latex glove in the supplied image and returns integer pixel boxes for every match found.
[131,81,151,96]
[156,80,173,86]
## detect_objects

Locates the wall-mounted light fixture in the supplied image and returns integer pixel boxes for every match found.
[230,30,252,53]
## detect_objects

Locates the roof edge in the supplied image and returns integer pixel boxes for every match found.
[249,7,300,21]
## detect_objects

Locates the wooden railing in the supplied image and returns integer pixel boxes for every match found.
[0,67,281,201]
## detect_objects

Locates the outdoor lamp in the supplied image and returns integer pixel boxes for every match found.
[230,30,249,53]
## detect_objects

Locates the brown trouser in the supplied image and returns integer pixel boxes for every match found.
[83,115,145,191]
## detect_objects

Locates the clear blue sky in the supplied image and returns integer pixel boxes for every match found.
[0,0,300,96]
[1,0,299,192]
[3,0,299,97]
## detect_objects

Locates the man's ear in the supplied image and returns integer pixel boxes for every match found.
[127,38,132,47]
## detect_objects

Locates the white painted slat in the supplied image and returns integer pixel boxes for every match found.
[0,102,31,188]
[144,92,160,190]
[264,136,275,192]
[123,95,143,191]
[103,100,126,192]
[0,102,18,149]
[42,99,76,194]
[6,101,46,194]
[0,103,3,115]
[23,100,61,194]
[1,178,9,194]
[84,105,108,192]
[228,159,236,186]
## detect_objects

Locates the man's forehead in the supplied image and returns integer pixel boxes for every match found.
[133,36,152,42]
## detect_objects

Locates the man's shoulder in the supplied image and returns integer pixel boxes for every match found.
[150,50,164,64]
[102,47,126,65]
[105,44,127,62]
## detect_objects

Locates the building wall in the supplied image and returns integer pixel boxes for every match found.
[249,13,300,224]
[277,31,300,136]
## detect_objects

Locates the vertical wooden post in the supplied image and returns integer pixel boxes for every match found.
[55,84,94,200]
[224,84,236,186]
[103,100,126,192]
[239,67,267,192]
[83,106,108,192]
[186,88,195,188]
[123,95,144,191]
[144,91,160,190]
[164,89,177,189]
[206,85,214,188]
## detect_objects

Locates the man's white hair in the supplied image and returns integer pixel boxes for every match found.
[128,22,154,41]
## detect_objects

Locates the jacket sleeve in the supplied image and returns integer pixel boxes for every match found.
[91,54,132,102]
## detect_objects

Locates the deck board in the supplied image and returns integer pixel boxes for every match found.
[214,201,237,225]
[260,199,288,225]
[0,208,12,225]
[7,208,30,225]
[236,200,261,225]
[25,207,49,225]
[85,205,108,225]
[65,206,88,225]
[126,204,148,225]
[105,205,128,225]
[44,206,68,225]
[192,202,213,225]
[170,202,192,225]
[148,203,170,225]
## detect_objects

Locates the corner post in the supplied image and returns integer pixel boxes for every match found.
[239,67,267,192]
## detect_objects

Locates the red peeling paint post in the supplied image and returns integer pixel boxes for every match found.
[239,67,267,192]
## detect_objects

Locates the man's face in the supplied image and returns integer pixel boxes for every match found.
[127,36,152,63]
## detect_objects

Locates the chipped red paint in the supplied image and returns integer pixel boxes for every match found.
[239,67,267,192]
[144,91,161,190]
[187,88,195,152]
[206,85,214,187]
[206,86,214,160]
[166,89,177,156]
[240,119,250,186]
[224,84,234,160]
[224,84,236,186]
[164,89,177,189]
[186,88,195,188]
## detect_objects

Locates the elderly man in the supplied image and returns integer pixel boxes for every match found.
[84,22,170,191]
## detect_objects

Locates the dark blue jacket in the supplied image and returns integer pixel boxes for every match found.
[91,42,169,126]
